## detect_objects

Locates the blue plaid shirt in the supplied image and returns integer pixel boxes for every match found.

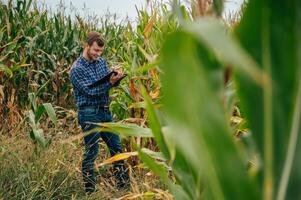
[69,55,113,108]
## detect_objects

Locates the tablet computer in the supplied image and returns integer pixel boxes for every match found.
[88,71,127,88]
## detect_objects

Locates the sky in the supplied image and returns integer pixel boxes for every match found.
[36,0,244,23]
[39,0,147,23]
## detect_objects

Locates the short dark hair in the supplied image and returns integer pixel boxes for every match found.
[86,31,105,47]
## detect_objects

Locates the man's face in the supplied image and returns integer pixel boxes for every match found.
[86,42,104,61]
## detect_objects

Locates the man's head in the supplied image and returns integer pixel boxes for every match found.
[83,31,105,61]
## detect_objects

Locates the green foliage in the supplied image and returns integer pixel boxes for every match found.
[234,0,301,199]
[154,0,300,199]
[4,0,300,199]
[0,0,179,122]
[27,92,57,147]
[161,29,258,199]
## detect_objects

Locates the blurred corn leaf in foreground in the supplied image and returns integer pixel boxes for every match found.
[161,29,258,199]
[158,0,301,199]
[233,0,301,199]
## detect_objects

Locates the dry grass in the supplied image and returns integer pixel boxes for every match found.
[0,114,169,200]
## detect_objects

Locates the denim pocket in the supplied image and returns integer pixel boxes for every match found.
[78,108,96,128]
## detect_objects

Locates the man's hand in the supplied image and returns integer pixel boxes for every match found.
[109,68,124,86]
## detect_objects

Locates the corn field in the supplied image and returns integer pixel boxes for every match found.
[0,0,301,199]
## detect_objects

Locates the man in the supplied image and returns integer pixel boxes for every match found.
[69,31,129,193]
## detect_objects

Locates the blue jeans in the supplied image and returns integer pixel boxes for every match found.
[78,106,128,192]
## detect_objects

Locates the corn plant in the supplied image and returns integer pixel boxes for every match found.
[159,0,300,199]
[0,0,179,133]
[27,82,57,147]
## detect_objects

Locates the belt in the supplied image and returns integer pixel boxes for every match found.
[78,105,110,110]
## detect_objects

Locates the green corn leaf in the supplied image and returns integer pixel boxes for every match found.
[36,79,50,97]
[161,30,259,199]
[183,19,266,87]
[42,103,57,127]
[95,122,153,138]
[32,128,46,148]
[138,45,154,62]
[141,148,165,161]
[28,93,37,111]
[141,86,170,159]
[138,148,169,183]
[168,183,190,200]
[234,0,301,199]
[29,130,35,141]
[28,110,37,129]
[34,105,45,123]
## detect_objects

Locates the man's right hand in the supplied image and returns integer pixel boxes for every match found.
[109,69,124,86]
